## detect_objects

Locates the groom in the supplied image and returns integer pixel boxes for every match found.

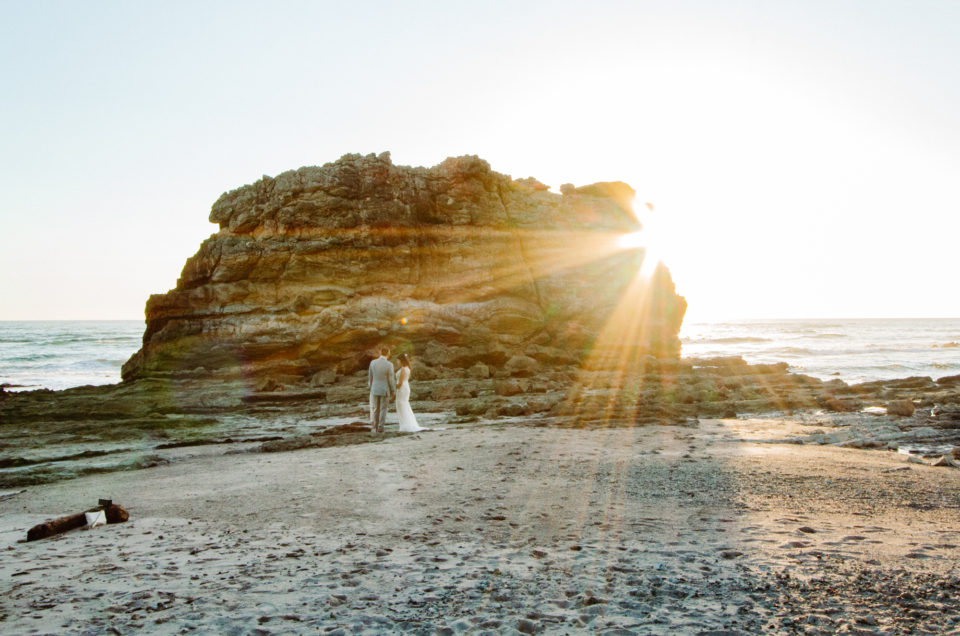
[368,345,395,435]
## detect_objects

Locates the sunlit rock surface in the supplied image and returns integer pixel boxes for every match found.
[122,152,687,382]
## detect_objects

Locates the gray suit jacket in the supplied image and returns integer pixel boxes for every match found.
[368,356,395,397]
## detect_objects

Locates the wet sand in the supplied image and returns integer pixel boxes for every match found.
[2,417,959,635]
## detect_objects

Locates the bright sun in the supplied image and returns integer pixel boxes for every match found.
[615,231,646,251]
[612,198,676,279]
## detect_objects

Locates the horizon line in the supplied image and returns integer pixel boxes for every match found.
[2,316,959,323]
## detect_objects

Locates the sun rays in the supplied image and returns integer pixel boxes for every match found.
[249,223,659,309]
[245,202,678,424]
[267,205,674,365]
[209,196,684,572]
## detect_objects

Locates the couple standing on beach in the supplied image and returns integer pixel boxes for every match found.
[368,346,424,434]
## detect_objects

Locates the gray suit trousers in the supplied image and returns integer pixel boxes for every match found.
[371,394,390,433]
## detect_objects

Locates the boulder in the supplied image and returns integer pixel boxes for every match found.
[494,379,526,397]
[255,378,283,393]
[310,368,338,386]
[467,362,491,379]
[933,404,960,422]
[936,374,960,388]
[415,365,441,381]
[886,400,915,417]
[505,355,538,377]
[122,153,687,383]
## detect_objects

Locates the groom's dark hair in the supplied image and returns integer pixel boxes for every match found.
[380,346,390,356]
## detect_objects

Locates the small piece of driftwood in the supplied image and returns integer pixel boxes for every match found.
[26,502,129,541]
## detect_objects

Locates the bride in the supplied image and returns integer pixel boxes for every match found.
[395,354,425,432]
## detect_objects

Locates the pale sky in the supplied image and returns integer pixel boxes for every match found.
[1,0,958,321]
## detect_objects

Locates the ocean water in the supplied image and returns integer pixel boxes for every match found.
[1,319,959,392]
[681,318,960,385]
[0,321,143,391]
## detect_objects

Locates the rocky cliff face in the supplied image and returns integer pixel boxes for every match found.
[122,153,686,383]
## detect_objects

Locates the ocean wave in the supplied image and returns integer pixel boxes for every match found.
[774,347,820,356]
[864,342,933,352]
[685,336,771,344]
[782,325,845,334]
[6,353,61,362]
[65,358,126,367]
[878,363,911,370]
[840,363,914,375]
[41,337,99,345]
[37,335,137,344]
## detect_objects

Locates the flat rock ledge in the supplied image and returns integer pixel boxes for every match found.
[3,359,959,478]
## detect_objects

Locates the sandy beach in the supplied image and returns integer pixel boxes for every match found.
[2,416,959,635]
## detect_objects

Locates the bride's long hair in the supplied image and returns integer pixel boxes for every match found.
[398,353,411,368]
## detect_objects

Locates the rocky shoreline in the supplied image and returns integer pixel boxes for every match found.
[2,355,959,489]
[6,154,958,487]
[7,153,956,485]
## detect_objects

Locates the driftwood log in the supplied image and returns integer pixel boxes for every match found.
[26,502,129,541]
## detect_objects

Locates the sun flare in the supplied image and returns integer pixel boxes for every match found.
[615,231,646,251]
[613,197,686,282]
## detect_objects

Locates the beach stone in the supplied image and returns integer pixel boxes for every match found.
[505,355,538,377]
[310,368,338,386]
[885,376,937,390]
[886,400,915,417]
[455,399,489,416]
[255,378,282,393]
[822,396,861,412]
[467,362,490,379]
[910,426,940,439]
[494,379,525,397]
[936,374,960,387]
[497,402,526,417]
[933,404,960,423]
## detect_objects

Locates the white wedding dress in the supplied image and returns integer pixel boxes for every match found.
[396,367,424,432]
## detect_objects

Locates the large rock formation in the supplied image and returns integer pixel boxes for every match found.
[122,153,686,383]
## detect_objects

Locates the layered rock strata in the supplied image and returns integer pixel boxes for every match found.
[122,153,686,383]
